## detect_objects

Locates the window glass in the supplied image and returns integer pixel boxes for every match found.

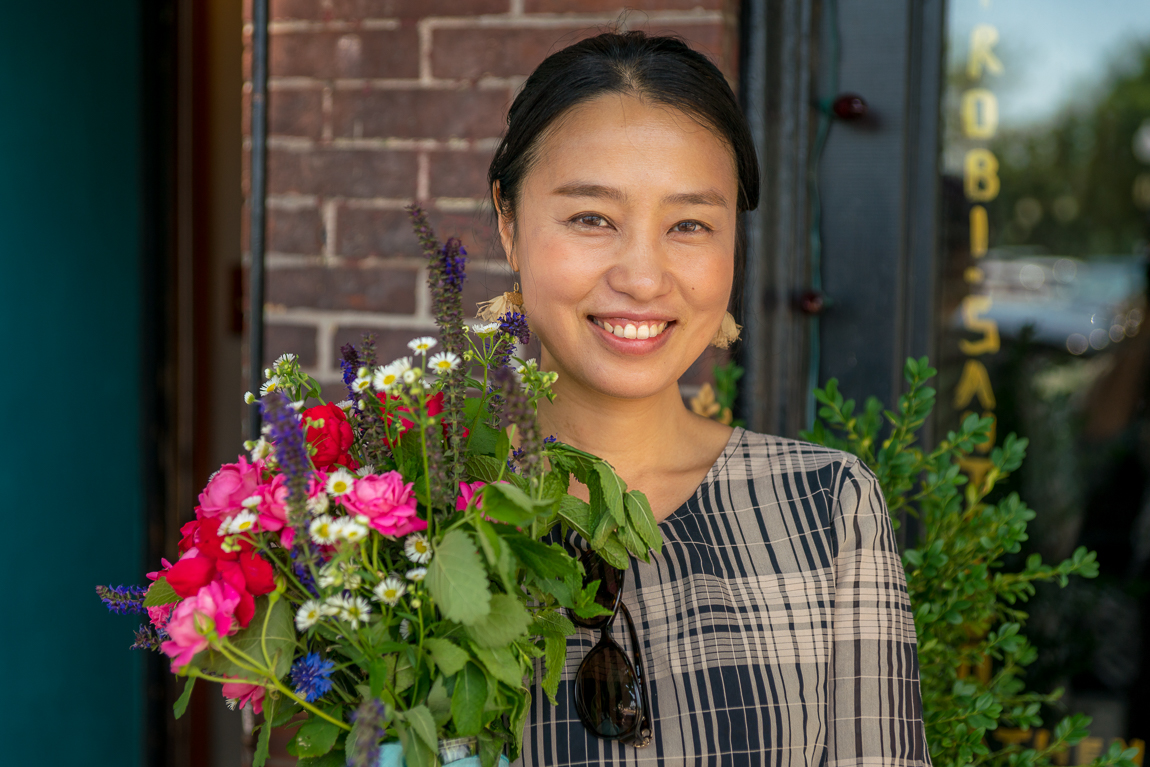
[939,0,1150,754]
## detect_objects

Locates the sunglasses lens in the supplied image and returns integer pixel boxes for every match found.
[574,641,641,739]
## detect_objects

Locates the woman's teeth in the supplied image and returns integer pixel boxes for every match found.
[592,318,669,339]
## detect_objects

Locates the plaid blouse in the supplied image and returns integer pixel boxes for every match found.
[518,428,930,767]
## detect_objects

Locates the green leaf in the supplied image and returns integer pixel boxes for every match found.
[174,677,196,719]
[594,464,627,526]
[481,482,554,526]
[529,610,576,637]
[293,717,340,758]
[270,701,304,728]
[254,695,276,767]
[403,704,438,751]
[508,688,531,762]
[542,634,567,705]
[466,454,506,483]
[297,750,347,767]
[624,490,662,555]
[503,533,582,582]
[143,577,182,607]
[425,637,471,676]
[196,596,296,680]
[471,645,525,688]
[556,495,594,539]
[427,675,452,726]
[395,721,435,767]
[451,662,488,736]
[426,529,492,625]
[467,593,533,648]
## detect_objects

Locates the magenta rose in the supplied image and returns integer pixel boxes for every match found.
[198,456,262,518]
[342,471,426,537]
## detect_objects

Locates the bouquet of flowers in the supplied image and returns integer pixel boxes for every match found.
[97,207,662,767]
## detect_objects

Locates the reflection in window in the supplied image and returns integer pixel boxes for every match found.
[939,0,1150,754]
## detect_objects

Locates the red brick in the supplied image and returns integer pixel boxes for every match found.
[332,327,422,368]
[428,150,492,199]
[431,23,726,80]
[274,0,508,19]
[268,265,419,312]
[269,148,418,198]
[265,323,318,368]
[271,28,419,79]
[332,89,508,140]
[268,207,324,254]
[524,0,721,11]
[337,207,499,260]
[270,89,325,138]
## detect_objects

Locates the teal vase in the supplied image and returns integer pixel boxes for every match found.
[376,738,511,767]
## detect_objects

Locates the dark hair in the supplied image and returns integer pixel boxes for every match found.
[487,31,760,306]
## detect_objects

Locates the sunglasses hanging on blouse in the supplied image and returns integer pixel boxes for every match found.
[568,549,653,748]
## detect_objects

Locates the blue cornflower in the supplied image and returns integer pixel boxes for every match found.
[96,585,148,615]
[291,652,335,702]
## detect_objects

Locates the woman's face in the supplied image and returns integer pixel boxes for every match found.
[498,93,739,401]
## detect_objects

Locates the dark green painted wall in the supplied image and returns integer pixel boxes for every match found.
[0,2,145,763]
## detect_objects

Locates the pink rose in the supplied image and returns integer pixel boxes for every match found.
[148,603,175,633]
[456,481,486,512]
[221,679,266,714]
[342,471,426,537]
[198,457,263,519]
[258,472,325,547]
[161,581,242,671]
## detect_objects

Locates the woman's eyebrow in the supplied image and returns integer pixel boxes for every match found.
[551,183,729,208]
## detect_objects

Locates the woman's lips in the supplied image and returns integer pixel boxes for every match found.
[590,317,670,340]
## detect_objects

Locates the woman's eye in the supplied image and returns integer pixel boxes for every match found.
[573,214,608,228]
[672,220,708,233]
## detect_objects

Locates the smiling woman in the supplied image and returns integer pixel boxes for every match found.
[486,32,931,767]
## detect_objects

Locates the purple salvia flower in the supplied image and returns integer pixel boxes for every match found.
[493,365,542,481]
[349,698,391,767]
[131,623,167,651]
[260,390,319,572]
[96,584,148,615]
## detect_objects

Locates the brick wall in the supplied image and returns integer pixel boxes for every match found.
[244,0,741,403]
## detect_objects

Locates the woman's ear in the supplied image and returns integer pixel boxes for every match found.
[492,181,519,273]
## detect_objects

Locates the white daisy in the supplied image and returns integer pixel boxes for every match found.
[274,352,297,366]
[306,492,329,516]
[309,515,337,545]
[355,464,376,478]
[471,322,501,336]
[224,510,260,535]
[295,599,323,631]
[244,391,257,404]
[406,567,427,582]
[402,368,421,384]
[352,371,373,394]
[325,468,356,496]
[323,594,349,616]
[404,533,432,564]
[289,400,305,412]
[398,618,412,639]
[373,576,407,606]
[241,495,262,510]
[225,698,239,711]
[429,351,461,374]
[336,399,354,412]
[317,563,343,589]
[248,437,272,461]
[334,518,368,544]
[372,362,403,392]
[340,562,363,590]
[260,376,281,395]
[407,336,438,354]
[341,595,372,629]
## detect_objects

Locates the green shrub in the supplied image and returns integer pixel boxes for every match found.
[798,357,1138,767]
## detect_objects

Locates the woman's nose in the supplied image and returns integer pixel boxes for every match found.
[605,230,671,301]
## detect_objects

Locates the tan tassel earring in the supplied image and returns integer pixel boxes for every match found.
[476,282,524,321]
[710,312,742,349]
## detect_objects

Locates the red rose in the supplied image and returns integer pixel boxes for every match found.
[166,556,217,598]
[302,402,357,470]
[379,392,469,447]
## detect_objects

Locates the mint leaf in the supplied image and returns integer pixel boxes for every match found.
[173,676,195,719]
[425,637,470,676]
[466,593,532,648]
[451,662,488,736]
[426,530,491,625]
[143,577,181,607]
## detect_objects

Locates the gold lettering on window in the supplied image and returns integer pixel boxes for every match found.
[967,24,1004,79]
[954,359,997,409]
[962,88,999,138]
[965,149,1001,202]
[959,295,1001,355]
[971,204,989,257]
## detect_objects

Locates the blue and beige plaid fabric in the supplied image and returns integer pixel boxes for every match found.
[518,429,930,767]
